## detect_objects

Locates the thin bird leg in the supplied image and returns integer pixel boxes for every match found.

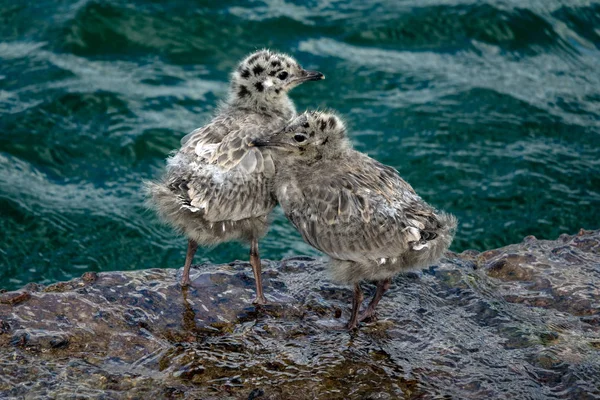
[250,238,267,305]
[358,278,391,322]
[347,283,364,330]
[181,239,198,287]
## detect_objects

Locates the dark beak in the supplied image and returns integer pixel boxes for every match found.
[299,70,325,82]
[249,127,287,147]
[250,139,271,147]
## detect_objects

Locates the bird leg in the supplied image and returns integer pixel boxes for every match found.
[181,239,198,287]
[250,238,267,305]
[358,278,391,322]
[347,283,364,330]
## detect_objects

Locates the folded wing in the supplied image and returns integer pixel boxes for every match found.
[166,121,277,222]
[284,157,442,261]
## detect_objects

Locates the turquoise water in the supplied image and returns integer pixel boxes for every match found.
[0,0,599,290]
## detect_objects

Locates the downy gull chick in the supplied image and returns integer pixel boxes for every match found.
[252,111,457,327]
[145,50,324,304]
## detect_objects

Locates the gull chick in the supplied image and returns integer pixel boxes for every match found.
[253,111,457,328]
[145,50,324,304]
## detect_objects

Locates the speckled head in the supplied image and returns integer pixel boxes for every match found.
[252,111,350,161]
[230,50,324,104]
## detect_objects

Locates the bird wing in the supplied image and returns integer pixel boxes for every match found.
[179,115,239,157]
[168,123,277,222]
[208,124,276,175]
[284,156,440,261]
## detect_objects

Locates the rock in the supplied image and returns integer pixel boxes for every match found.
[1,231,599,399]
[0,291,31,305]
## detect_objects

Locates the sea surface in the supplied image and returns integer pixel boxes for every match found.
[1,0,599,289]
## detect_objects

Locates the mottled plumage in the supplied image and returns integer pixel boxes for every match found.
[145,50,324,304]
[253,111,457,327]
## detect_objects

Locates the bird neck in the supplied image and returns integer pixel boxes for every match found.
[274,147,351,176]
[227,91,296,120]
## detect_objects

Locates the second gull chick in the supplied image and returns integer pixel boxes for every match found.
[253,111,457,328]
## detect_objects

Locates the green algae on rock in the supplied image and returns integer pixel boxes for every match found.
[1,230,599,399]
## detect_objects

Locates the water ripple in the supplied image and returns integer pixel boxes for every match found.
[0,0,598,295]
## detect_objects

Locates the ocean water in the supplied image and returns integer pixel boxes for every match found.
[0,0,599,290]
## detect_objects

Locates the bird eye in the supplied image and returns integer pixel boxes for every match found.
[293,134,306,143]
[278,71,289,80]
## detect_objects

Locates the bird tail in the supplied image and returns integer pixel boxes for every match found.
[405,211,458,268]
[143,179,190,225]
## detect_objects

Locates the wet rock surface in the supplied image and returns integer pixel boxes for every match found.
[1,231,599,399]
